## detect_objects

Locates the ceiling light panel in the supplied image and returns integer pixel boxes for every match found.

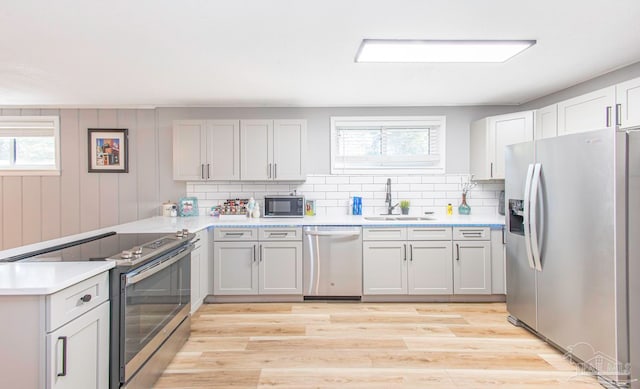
[355,39,536,63]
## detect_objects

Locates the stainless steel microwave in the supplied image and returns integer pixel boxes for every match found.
[264,195,305,218]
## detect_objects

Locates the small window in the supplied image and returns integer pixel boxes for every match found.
[0,116,61,175]
[331,116,446,174]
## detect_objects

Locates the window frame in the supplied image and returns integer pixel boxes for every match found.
[0,116,61,176]
[330,115,446,175]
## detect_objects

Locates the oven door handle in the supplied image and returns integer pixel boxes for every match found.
[126,245,194,285]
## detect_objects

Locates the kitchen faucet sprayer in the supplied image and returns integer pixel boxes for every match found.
[384,178,399,215]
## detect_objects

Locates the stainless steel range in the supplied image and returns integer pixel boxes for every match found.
[6,230,195,389]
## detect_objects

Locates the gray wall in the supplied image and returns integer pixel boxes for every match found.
[522,61,640,110]
[157,105,514,175]
[0,108,165,250]
[1,60,639,250]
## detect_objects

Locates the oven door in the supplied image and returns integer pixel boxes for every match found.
[120,245,192,383]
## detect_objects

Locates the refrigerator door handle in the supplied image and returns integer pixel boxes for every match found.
[523,164,536,270]
[530,163,543,271]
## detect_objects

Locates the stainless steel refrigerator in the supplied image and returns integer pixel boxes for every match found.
[505,127,639,388]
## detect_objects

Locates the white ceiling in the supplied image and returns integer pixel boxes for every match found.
[1,0,640,107]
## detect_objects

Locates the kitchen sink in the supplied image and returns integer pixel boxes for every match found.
[364,216,435,221]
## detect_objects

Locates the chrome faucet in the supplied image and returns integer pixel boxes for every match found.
[384,178,399,215]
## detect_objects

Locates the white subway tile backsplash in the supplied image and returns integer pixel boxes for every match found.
[349,176,374,184]
[397,176,422,184]
[338,184,362,192]
[325,176,350,184]
[325,191,350,199]
[305,175,326,184]
[314,184,338,192]
[361,184,385,192]
[186,173,504,218]
[242,184,267,192]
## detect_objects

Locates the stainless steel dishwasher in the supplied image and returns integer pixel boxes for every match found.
[303,226,362,298]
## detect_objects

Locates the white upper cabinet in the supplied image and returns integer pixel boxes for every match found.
[535,104,558,140]
[240,120,272,180]
[173,119,240,181]
[273,120,307,180]
[241,119,307,181]
[470,111,534,180]
[616,76,640,128]
[207,120,241,180]
[173,120,207,181]
[557,86,616,135]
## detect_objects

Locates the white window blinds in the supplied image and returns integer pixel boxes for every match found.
[331,116,446,174]
[0,116,61,175]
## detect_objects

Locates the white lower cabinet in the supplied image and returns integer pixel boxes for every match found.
[362,227,454,296]
[213,241,259,295]
[213,228,302,296]
[408,241,453,295]
[47,302,109,389]
[362,241,407,295]
[191,228,212,314]
[453,240,492,294]
[259,242,303,294]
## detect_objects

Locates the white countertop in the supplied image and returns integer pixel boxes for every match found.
[0,213,505,295]
[0,262,115,296]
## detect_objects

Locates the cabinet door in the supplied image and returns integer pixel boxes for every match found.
[207,120,240,180]
[408,241,453,295]
[240,120,272,180]
[173,120,206,180]
[47,302,109,389]
[616,76,640,129]
[190,243,203,314]
[469,118,491,180]
[557,86,615,135]
[272,120,306,180]
[259,241,302,295]
[490,228,506,294]
[488,111,534,179]
[213,242,258,295]
[363,241,407,295]
[453,241,491,294]
[535,104,558,140]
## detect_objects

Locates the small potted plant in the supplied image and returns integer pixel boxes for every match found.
[400,200,410,215]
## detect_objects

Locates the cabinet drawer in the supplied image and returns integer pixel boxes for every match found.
[259,227,302,241]
[407,227,452,241]
[46,272,109,332]
[453,227,490,241]
[363,227,407,241]
[214,228,258,241]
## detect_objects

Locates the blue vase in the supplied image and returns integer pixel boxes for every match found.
[458,193,471,215]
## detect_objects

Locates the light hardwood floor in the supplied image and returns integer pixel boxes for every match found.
[154,302,602,388]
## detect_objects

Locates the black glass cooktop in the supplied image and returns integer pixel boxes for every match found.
[7,232,168,263]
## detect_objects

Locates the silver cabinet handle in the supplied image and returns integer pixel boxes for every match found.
[259,244,263,262]
[403,243,407,261]
[616,103,622,127]
[455,243,460,261]
[253,244,257,262]
[80,294,92,303]
[490,162,493,178]
[268,163,272,178]
[57,336,67,377]
[606,106,612,127]
[274,163,277,179]
[207,163,211,179]
[224,232,244,236]
[410,244,413,261]
[201,164,205,179]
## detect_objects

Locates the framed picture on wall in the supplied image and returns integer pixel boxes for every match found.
[88,128,129,173]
